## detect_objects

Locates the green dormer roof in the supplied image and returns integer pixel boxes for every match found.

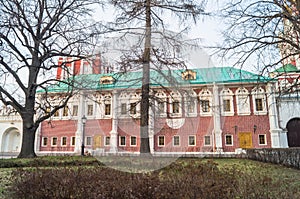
[274,64,299,73]
[40,66,270,93]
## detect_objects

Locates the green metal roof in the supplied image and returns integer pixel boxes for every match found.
[40,67,270,93]
[274,64,299,73]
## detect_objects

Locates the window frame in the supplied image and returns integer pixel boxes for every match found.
[188,135,196,146]
[104,136,110,146]
[199,89,213,116]
[86,136,92,146]
[235,87,251,115]
[204,135,211,146]
[61,136,67,146]
[119,136,126,146]
[51,137,58,146]
[130,136,137,146]
[42,137,48,147]
[71,136,76,146]
[225,134,233,146]
[173,135,180,146]
[220,88,234,116]
[258,134,267,145]
[158,136,165,147]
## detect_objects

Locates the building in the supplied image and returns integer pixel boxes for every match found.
[35,64,286,155]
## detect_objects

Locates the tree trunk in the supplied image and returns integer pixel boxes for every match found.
[140,0,151,154]
[17,119,37,158]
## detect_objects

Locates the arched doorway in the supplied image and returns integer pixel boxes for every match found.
[1,128,21,152]
[287,118,300,147]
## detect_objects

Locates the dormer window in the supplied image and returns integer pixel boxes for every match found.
[182,70,196,80]
[100,76,115,84]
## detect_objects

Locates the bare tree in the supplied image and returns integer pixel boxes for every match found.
[106,0,207,154]
[219,0,300,80]
[0,0,102,158]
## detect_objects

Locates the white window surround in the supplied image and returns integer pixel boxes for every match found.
[251,87,267,115]
[129,93,141,118]
[42,137,48,147]
[119,136,126,146]
[118,92,141,118]
[184,90,197,117]
[61,136,67,146]
[130,136,137,146]
[51,137,58,146]
[258,134,267,145]
[86,136,92,146]
[220,88,234,116]
[235,87,251,116]
[169,91,182,117]
[71,136,76,146]
[225,134,233,146]
[199,89,212,116]
[155,90,167,117]
[173,135,180,146]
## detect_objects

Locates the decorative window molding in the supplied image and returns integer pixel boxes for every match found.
[220,88,234,116]
[155,90,167,117]
[103,94,112,118]
[169,91,182,117]
[225,135,233,146]
[188,135,196,146]
[129,93,141,118]
[173,135,180,146]
[278,79,291,92]
[184,90,197,117]
[182,69,197,80]
[72,105,78,117]
[199,89,212,116]
[100,76,115,84]
[251,87,267,115]
[158,136,165,146]
[235,87,250,115]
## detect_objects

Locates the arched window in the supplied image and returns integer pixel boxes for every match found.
[220,88,234,116]
[251,87,267,115]
[235,87,250,115]
[155,90,167,117]
[199,89,212,116]
[184,90,197,117]
[169,91,182,117]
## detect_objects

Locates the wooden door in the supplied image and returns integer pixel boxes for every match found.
[93,135,102,149]
[238,132,253,148]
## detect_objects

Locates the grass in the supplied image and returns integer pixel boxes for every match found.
[1,156,300,198]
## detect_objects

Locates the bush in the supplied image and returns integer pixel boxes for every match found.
[7,159,300,199]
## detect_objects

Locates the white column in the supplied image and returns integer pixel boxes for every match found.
[109,90,118,153]
[149,108,154,154]
[267,83,286,148]
[213,83,223,152]
[74,93,85,153]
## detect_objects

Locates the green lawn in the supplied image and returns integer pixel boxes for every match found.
[1,157,300,198]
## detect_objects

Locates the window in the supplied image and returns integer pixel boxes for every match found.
[87,105,93,116]
[105,136,110,146]
[259,134,266,145]
[221,88,234,116]
[42,137,48,147]
[172,101,180,113]
[158,136,165,146]
[72,105,78,116]
[130,136,137,146]
[54,109,59,117]
[51,137,58,146]
[130,102,137,115]
[173,136,180,146]
[236,88,250,115]
[121,103,127,115]
[61,137,67,146]
[71,137,76,146]
[187,101,195,113]
[255,99,263,111]
[204,136,211,146]
[225,135,233,146]
[252,87,267,115]
[188,135,196,146]
[105,104,111,115]
[86,137,92,146]
[119,136,126,146]
[63,106,69,117]
[199,89,212,116]
[223,99,231,112]
[158,101,165,114]
[201,100,210,112]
